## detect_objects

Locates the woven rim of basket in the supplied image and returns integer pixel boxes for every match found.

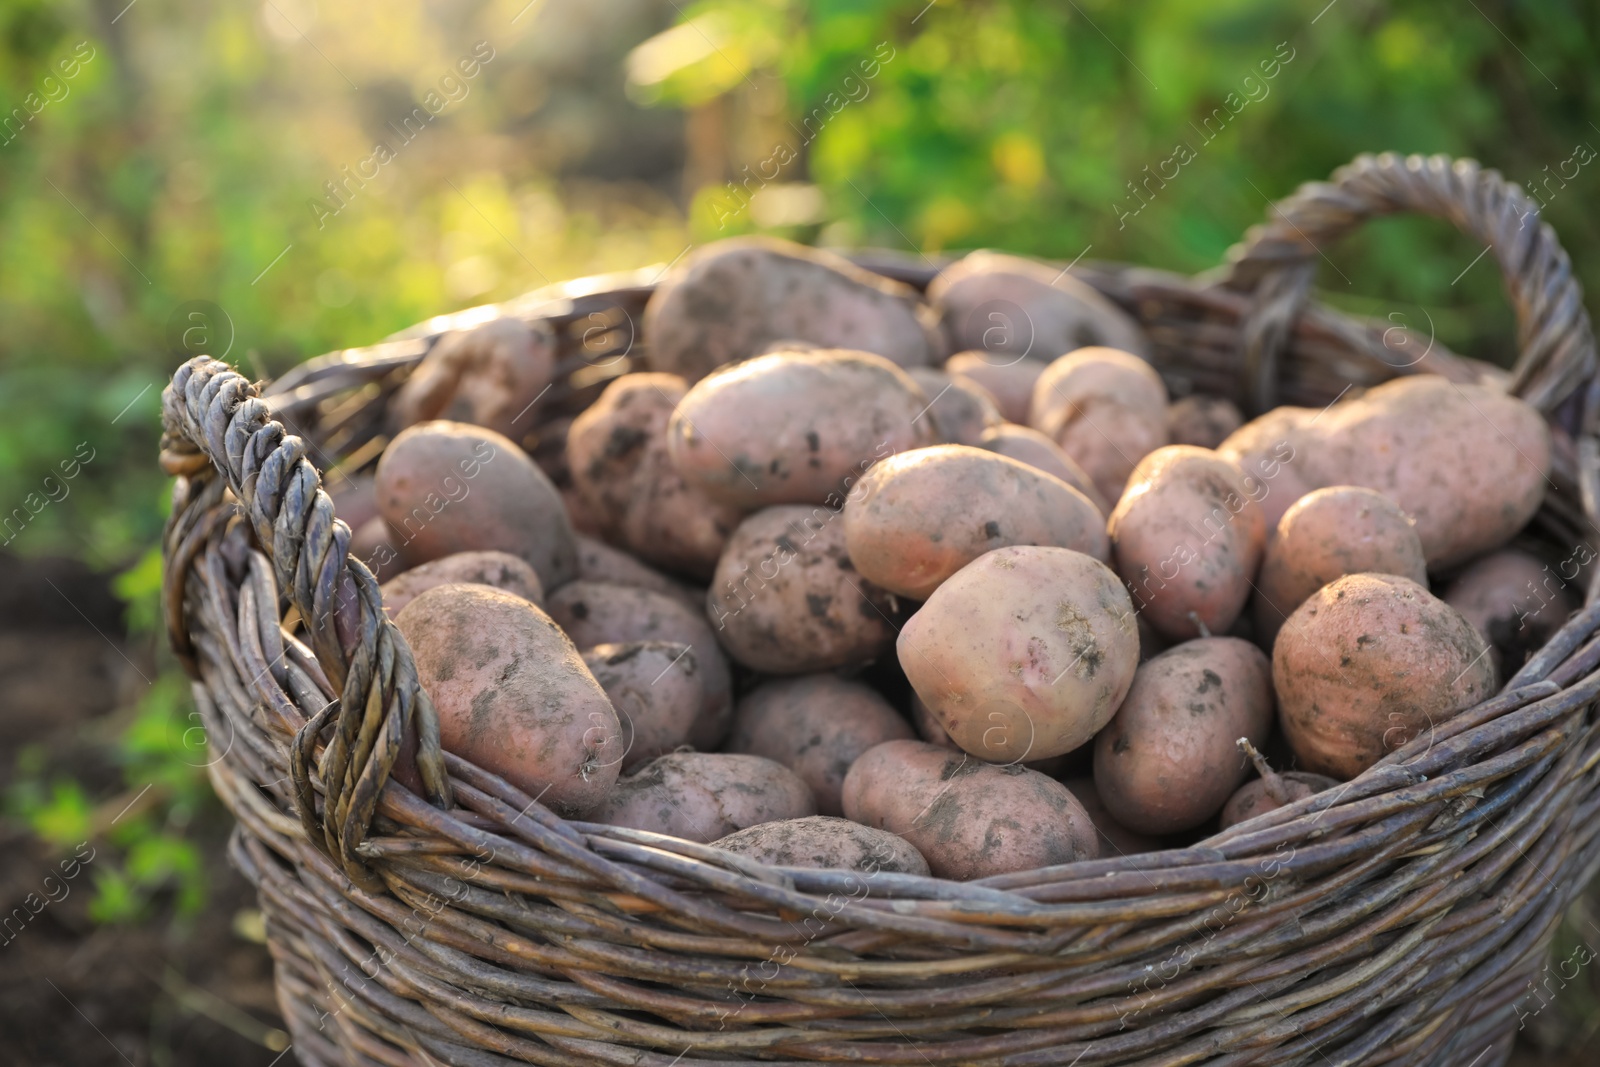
[159,152,1600,1065]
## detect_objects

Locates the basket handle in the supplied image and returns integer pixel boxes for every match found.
[161,358,452,886]
[1224,151,1597,419]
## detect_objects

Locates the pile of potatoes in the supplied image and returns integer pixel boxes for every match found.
[328,236,1574,883]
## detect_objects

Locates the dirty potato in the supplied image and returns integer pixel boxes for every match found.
[588,752,816,843]
[713,816,930,875]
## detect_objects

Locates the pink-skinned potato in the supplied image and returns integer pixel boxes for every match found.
[572,535,703,611]
[898,546,1139,763]
[1108,446,1267,641]
[1167,395,1244,449]
[381,551,543,617]
[1062,777,1162,856]
[945,353,1049,424]
[391,318,557,440]
[841,740,1098,880]
[843,445,1108,601]
[1029,348,1170,503]
[904,367,1003,445]
[581,642,702,773]
[1443,548,1578,677]
[351,515,405,581]
[393,584,620,816]
[713,816,930,876]
[977,423,1109,515]
[1215,406,1318,531]
[589,752,816,843]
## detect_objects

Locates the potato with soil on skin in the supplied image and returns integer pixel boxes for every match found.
[714,817,930,876]
[1274,573,1496,780]
[393,584,619,816]
[1092,638,1274,835]
[381,551,544,616]
[1443,548,1578,678]
[643,236,938,382]
[977,423,1109,514]
[565,373,744,579]
[581,642,703,773]
[727,675,914,816]
[1029,347,1170,504]
[1254,486,1428,646]
[842,740,1099,880]
[945,352,1049,424]
[898,546,1139,763]
[843,445,1109,601]
[547,581,733,750]
[588,752,816,843]
[1167,395,1244,449]
[668,349,938,510]
[392,318,558,440]
[904,367,1003,445]
[1109,446,1268,642]
[1062,777,1162,856]
[1216,405,1319,531]
[928,251,1149,361]
[708,506,900,674]
[375,420,578,589]
[572,535,703,611]
[1219,740,1338,830]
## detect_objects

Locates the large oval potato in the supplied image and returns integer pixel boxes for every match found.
[392,318,557,440]
[843,445,1108,601]
[898,546,1139,763]
[1275,574,1496,779]
[977,423,1109,514]
[375,420,577,589]
[1443,548,1578,677]
[1108,446,1267,641]
[394,584,619,816]
[668,349,938,509]
[573,535,702,611]
[381,550,544,617]
[945,352,1049,424]
[841,740,1098,880]
[708,506,900,673]
[727,675,914,816]
[1029,347,1170,503]
[643,237,938,381]
[713,816,930,876]
[1092,638,1274,834]
[581,642,702,773]
[546,580,733,749]
[905,367,1003,445]
[589,752,816,843]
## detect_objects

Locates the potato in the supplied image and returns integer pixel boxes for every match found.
[910,692,956,749]
[843,445,1108,601]
[392,318,557,440]
[1218,741,1337,830]
[708,506,900,673]
[566,373,744,578]
[1254,487,1428,645]
[928,251,1148,361]
[1029,347,1169,503]
[898,546,1139,763]
[944,353,1049,424]
[328,474,381,533]
[394,585,619,816]
[713,816,930,876]
[905,368,1003,445]
[381,551,544,617]
[582,642,702,772]
[1167,395,1244,449]
[589,752,816,843]
[1108,446,1267,641]
[1092,638,1273,834]
[977,423,1109,515]
[573,535,702,611]
[1274,573,1496,779]
[375,420,578,589]
[667,349,938,509]
[841,740,1098,879]
[546,581,733,749]
[1443,548,1577,677]
[643,237,937,381]
[1215,406,1319,530]
[1062,777,1161,856]
[727,675,914,816]
[351,515,405,581]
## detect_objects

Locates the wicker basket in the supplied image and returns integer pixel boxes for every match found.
[161,152,1600,1067]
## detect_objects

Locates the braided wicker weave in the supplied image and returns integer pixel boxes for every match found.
[162,152,1600,1067]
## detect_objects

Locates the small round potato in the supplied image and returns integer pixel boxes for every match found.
[898,546,1140,763]
[572,535,703,611]
[727,675,914,816]
[392,318,557,440]
[381,551,544,617]
[945,353,1049,424]
[581,642,703,773]
[1275,574,1496,779]
[713,816,930,876]
[1443,548,1577,677]
[1092,638,1274,835]
[842,740,1098,880]
[905,367,1003,445]
[708,506,900,674]
[1167,395,1244,449]
[1062,777,1162,856]
[589,752,817,843]
[1108,446,1267,641]
[1220,771,1337,829]
[394,585,620,816]
[844,445,1109,601]
[1029,348,1170,503]
[667,349,938,510]
[977,423,1109,515]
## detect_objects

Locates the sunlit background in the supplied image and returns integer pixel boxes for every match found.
[2,1,1598,1063]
